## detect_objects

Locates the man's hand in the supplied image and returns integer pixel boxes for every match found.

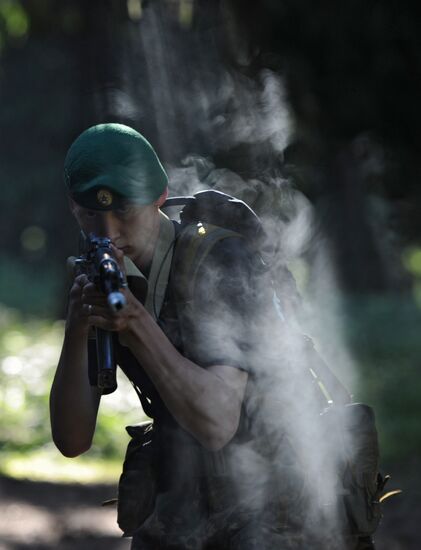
[73,245,247,451]
[81,282,142,332]
[66,273,92,333]
[80,244,144,333]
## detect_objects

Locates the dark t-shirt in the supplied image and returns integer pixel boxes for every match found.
[88,229,268,419]
[87,225,273,548]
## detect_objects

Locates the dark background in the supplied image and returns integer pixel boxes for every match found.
[0,1,420,548]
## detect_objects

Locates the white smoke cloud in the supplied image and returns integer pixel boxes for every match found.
[120,3,364,539]
[163,147,359,544]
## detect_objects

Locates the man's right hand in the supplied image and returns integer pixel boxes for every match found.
[66,274,92,332]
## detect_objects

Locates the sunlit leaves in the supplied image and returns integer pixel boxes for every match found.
[178,0,194,29]
[20,226,47,254]
[402,246,421,277]
[0,0,29,51]
[0,308,145,481]
[2,448,123,482]
[127,0,143,22]
[402,246,421,307]
[164,0,194,29]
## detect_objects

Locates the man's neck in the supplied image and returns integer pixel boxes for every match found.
[132,211,161,276]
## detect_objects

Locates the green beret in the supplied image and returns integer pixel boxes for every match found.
[64,123,168,210]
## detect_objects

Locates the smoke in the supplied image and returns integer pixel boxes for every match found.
[206,69,291,153]
[116,1,364,544]
[163,149,359,544]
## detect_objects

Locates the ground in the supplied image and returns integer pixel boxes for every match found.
[0,475,129,550]
[0,466,419,549]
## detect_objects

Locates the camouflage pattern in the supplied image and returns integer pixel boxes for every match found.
[130,500,299,549]
[128,418,377,550]
[130,504,369,549]
[123,215,380,549]
[128,434,371,550]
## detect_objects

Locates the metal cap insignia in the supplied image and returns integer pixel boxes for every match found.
[97,189,113,207]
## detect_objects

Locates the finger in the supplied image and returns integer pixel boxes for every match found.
[82,282,100,295]
[82,285,107,303]
[83,304,110,317]
[86,299,128,318]
[74,273,90,287]
[82,296,109,308]
[81,287,108,303]
[88,315,124,332]
[70,275,89,299]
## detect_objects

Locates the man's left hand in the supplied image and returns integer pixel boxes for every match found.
[81,244,144,333]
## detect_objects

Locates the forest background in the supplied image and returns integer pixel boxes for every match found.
[0,1,420,548]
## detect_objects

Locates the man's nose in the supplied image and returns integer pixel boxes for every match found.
[98,213,121,242]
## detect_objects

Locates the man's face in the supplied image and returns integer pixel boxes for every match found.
[70,199,159,262]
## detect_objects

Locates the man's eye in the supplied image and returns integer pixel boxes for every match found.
[116,207,131,216]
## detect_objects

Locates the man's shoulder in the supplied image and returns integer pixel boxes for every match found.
[173,221,258,274]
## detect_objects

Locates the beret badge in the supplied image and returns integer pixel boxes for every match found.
[97,189,113,207]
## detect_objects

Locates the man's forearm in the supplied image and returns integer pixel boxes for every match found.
[50,326,101,457]
[123,306,247,451]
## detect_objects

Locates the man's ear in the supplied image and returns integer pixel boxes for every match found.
[68,195,77,214]
[155,187,169,208]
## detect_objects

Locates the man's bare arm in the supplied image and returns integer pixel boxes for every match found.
[49,275,101,457]
[87,289,248,451]
[125,311,249,451]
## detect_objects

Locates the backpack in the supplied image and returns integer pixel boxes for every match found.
[117,189,396,541]
[162,189,393,541]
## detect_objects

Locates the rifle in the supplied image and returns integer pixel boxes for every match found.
[74,233,127,394]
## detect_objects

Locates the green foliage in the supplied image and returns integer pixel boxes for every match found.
[0,0,29,50]
[402,246,421,308]
[0,259,63,317]
[402,247,421,277]
[1,294,420,482]
[342,296,421,463]
[0,306,145,481]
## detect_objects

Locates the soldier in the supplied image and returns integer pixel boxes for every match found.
[50,123,288,549]
[50,123,380,549]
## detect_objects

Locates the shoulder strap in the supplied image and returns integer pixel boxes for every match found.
[302,335,352,406]
[169,222,244,354]
[172,222,244,304]
[170,222,350,408]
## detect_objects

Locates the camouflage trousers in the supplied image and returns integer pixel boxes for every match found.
[130,505,373,550]
[131,530,373,550]
[131,518,300,550]
[129,484,375,550]
[130,496,295,550]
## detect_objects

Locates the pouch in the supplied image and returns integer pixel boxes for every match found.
[321,403,383,537]
[117,420,157,537]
